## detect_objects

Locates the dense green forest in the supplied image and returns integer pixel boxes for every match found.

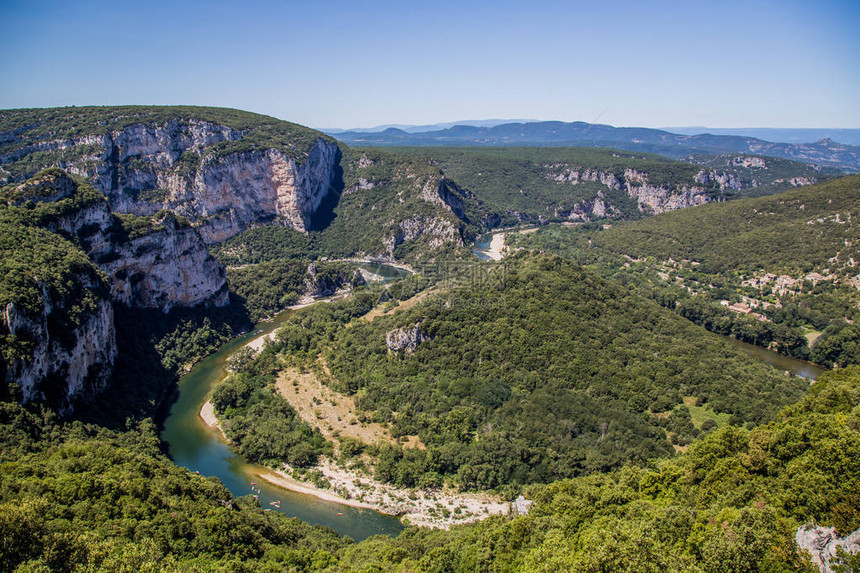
[227,259,363,322]
[508,175,860,366]
[3,363,857,571]
[0,401,351,572]
[215,253,809,495]
[334,366,860,572]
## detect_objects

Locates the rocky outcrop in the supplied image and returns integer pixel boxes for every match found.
[421,177,468,219]
[695,169,743,191]
[386,324,429,354]
[557,193,622,221]
[384,215,462,255]
[628,183,710,214]
[5,119,340,242]
[2,274,116,415]
[546,164,712,217]
[773,176,817,187]
[731,155,767,169]
[796,524,860,572]
[97,213,229,311]
[304,262,365,298]
[548,166,624,189]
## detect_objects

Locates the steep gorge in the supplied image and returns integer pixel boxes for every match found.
[1,169,229,412]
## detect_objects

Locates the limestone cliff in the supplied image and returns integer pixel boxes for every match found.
[304,262,365,298]
[12,170,229,311]
[384,215,462,255]
[684,153,833,194]
[3,293,116,415]
[1,114,340,243]
[546,165,713,216]
[337,149,477,260]
[98,212,229,311]
[1,169,229,413]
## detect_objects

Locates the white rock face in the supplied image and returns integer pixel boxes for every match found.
[695,169,744,191]
[420,177,466,219]
[37,172,229,312]
[19,120,340,243]
[384,215,462,255]
[96,215,229,311]
[796,524,860,572]
[179,139,339,241]
[386,324,429,353]
[3,290,116,415]
[628,183,710,214]
[731,155,767,168]
[2,171,229,414]
[546,164,712,216]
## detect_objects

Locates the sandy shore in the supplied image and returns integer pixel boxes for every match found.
[258,468,378,510]
[483,232,507,260]
[245,333,274,353]
[478,226,540,261]
[299,458,509,529]
[198,399,509,528]
[199,400,229,438]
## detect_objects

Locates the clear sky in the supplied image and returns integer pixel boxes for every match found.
[1,0,858,129]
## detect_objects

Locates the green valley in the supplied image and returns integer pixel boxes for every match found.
[2,106,858,572]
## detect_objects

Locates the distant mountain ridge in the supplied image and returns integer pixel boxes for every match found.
[323,118,541,134]
[663,127,860,146]
[333,121,860,172]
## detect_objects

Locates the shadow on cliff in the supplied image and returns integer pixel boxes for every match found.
[77,300,251,430]
[308,148,344,232]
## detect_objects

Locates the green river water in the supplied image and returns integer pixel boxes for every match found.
[160,264,409,541]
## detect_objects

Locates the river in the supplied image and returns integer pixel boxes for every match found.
[160,264,409,541]
[723,336,826,380]
[471,232,494,261]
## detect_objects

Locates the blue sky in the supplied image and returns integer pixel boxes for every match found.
[1,0,858,129]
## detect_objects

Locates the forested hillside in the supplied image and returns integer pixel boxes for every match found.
[211,147,488,265]
[387,147,831,227]
[3,362,857,571]
[509,175,860,367]
[210,253,807,496]
[335,366,860,571]
[583,174,859,274]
